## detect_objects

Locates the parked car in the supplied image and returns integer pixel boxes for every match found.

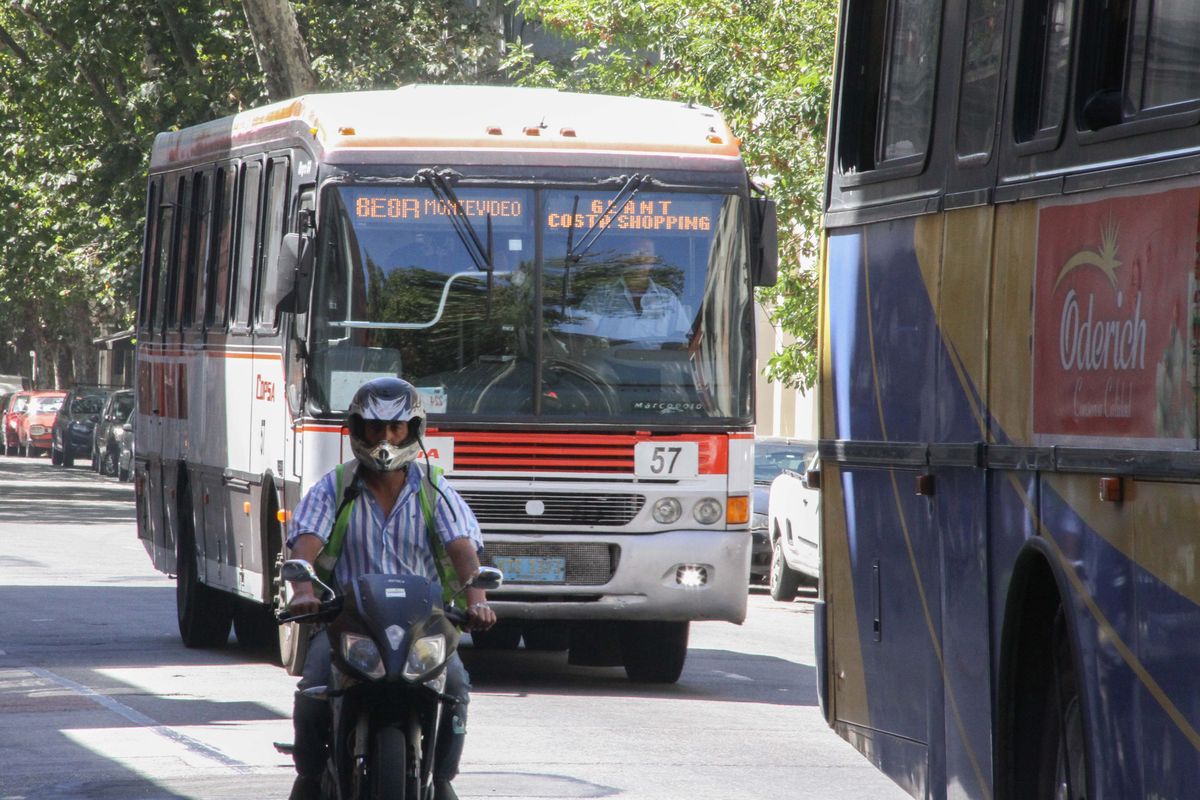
[765,441,820,601]
[91,389,134,474]
[3,391,31,455]
[18,391,66,457]
[751,438,810,583]
[113,413,135,482]
[51,386,113,467]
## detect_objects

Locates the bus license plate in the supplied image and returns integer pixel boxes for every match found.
[492,556,566,583]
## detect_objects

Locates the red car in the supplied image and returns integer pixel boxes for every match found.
[17,391,66,457]
[3,391,31,456]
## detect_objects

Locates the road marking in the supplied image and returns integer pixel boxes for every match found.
[709,670,753,682]
[27,666,254,773]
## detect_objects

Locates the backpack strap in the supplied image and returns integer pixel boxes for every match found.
[419,464,467,611]
[314,462,356,584]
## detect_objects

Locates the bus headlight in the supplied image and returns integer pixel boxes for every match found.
[652,497,682,524]
[342,633,385,679]
[403,634,447,681]
[693,497,722,525]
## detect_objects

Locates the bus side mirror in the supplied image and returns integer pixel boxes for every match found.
[749,197,779,287]
[276,232,314,316]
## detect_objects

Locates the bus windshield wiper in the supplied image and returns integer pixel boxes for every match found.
[564,173,648,265]
[415,168,494,273]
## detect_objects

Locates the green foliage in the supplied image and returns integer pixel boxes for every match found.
[0,0,504,382]
[505,0,836,389]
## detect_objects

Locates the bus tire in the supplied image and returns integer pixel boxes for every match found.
[175,486,234,648]
[521,622,571,651]
[620,620,688,683]
[469,622,522,650]
[1032,607,1088,799]
[233,598,279,658]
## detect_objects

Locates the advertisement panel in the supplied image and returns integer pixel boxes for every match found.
[1033,186,1199,443]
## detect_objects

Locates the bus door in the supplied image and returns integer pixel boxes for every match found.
[249,154,291,484]
[823,222,945,793]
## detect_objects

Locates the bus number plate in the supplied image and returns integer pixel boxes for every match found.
[634,441,699,478]
[492,556,566,583]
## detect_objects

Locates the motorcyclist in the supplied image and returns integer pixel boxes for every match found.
[285,377,497,800]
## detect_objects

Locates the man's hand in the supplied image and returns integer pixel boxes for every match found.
[288,582,322,616]
[465,599,497,632]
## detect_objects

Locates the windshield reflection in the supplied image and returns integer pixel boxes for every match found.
[307,183,752,423]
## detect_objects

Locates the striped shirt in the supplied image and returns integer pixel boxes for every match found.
[288,460,482,590]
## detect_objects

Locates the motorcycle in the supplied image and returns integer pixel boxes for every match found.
[277,559,503,799]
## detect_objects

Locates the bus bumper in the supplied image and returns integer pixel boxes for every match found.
[483,528,750,624]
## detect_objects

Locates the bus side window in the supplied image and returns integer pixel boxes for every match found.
[956,0,1005,160]
[231,160,263,331]
[836,1,888,173]
[205,163,236,330]
[154,178,180,332]
[138,180,160,331]
[166,174,191,331]
[254,156,290,332]
[879,0,943,162]
[181,171,210,329]
[1015,0,1077,141]
[1124,1,1200,116]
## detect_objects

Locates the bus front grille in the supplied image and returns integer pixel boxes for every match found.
[459,491,645,526]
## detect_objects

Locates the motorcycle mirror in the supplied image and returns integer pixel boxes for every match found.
[471,566,504,592]
[281,559,337,601]
[281,559,318,583]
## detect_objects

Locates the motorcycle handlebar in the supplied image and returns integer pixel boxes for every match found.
[276,598,342,625]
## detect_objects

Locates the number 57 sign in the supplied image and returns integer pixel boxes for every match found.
[634,441,699,478]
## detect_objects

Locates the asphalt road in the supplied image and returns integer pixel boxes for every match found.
[0,453,910,800]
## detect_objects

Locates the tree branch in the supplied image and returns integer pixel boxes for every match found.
[0,21,30,64]
[12,2,129,137]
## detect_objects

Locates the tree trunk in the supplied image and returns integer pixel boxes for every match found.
[240,0,318,101]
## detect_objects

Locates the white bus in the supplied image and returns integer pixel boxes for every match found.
[134,85,777,681]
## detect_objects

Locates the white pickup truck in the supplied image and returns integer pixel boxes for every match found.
[766,452,820,601]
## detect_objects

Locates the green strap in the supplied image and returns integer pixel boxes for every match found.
[313,463,352,584]
[420,465,467,611]
[313,462,464,610]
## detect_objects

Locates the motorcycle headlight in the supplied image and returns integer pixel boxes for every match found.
[402,634,447,681]
[342,633,385,679]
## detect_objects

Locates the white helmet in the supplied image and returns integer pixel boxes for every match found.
[346,378,426,472]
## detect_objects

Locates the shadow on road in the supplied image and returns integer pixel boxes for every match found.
[0,456,134,524]
[461,643,819,707]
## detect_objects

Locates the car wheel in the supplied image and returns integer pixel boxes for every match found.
[50,446,62,466]
[769,539,801,602]
[102,450,118,477]
[61,446,74,468]
[620,620,689,683]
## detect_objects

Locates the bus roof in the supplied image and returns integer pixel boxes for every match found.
[149,85,742,170]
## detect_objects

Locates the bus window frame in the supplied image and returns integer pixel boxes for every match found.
[230,159,264,335]
[204,160,239,334]
[953,0,1009,166]
[163,174,189,333]
[1011,0,1077,155]
[253,154,291,336]
[834,0,941,187]
[182,169,212,332]
[137,179,160,332]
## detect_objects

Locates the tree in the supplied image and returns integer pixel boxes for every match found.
[504,0,836,390]
[0,1,507,383]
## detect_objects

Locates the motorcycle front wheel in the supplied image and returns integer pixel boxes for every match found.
[369,724,408,799]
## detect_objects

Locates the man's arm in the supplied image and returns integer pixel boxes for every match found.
[446,537,496,631]
[286,532,325,615]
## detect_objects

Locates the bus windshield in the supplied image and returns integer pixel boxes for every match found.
[307,182,753,423]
